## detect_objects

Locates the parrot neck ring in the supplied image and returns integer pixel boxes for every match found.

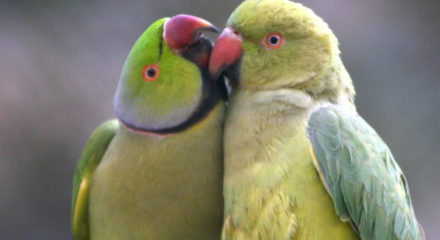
[117,86,222,136]
[119,120,173,138]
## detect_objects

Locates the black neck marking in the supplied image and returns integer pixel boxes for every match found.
[118,68,226,135]
[158,30,164,60]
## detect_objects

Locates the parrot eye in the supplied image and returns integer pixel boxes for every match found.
[143,64,159,82]
[263,32,284,49]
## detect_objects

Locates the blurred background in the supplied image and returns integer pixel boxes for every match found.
[0,0,439,239]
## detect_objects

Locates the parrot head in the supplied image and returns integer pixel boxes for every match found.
[115,15,224,133]
[210,0,354,101]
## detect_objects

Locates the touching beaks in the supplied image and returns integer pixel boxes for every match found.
[163,14,219,53]
[209,27,243,80]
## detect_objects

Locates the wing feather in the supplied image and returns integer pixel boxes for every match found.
[71,120,119,240]
[307,105,423,240]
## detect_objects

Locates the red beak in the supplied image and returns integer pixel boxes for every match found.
[163,14,219,53]
[209,27,243,80]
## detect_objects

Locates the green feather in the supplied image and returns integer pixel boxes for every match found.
[71,120,118,240]
[115,18,203,130]
[307,105,423,240]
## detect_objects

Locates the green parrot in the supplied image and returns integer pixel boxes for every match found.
[71,14,227,240]
[209,0,424,239]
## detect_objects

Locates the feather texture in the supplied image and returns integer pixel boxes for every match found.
[71,120,118,240]
[307,105,423,240]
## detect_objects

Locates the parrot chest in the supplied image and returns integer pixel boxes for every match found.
[223,91,358,240]
[89,104,224,240]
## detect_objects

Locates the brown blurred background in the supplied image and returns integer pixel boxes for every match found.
[0,0,439,239]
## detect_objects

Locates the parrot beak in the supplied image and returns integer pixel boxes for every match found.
[209,27,243,81]
[163,14,219,54]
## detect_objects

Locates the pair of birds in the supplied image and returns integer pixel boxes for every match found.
[71,0,424,239]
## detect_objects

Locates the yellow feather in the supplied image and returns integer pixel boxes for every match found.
[73,178,89,239]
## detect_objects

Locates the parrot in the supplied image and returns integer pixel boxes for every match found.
[71,14,227,240]
[208,0,424,239]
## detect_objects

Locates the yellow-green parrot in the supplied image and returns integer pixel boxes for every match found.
[209,0,424,239]
[71,15,227,240]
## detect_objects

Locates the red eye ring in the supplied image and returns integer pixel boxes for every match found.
[143,64,159,82]
[263,32,284,49]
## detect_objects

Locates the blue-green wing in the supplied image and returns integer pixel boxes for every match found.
[71,120,119,240]
[307,105,423,240]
